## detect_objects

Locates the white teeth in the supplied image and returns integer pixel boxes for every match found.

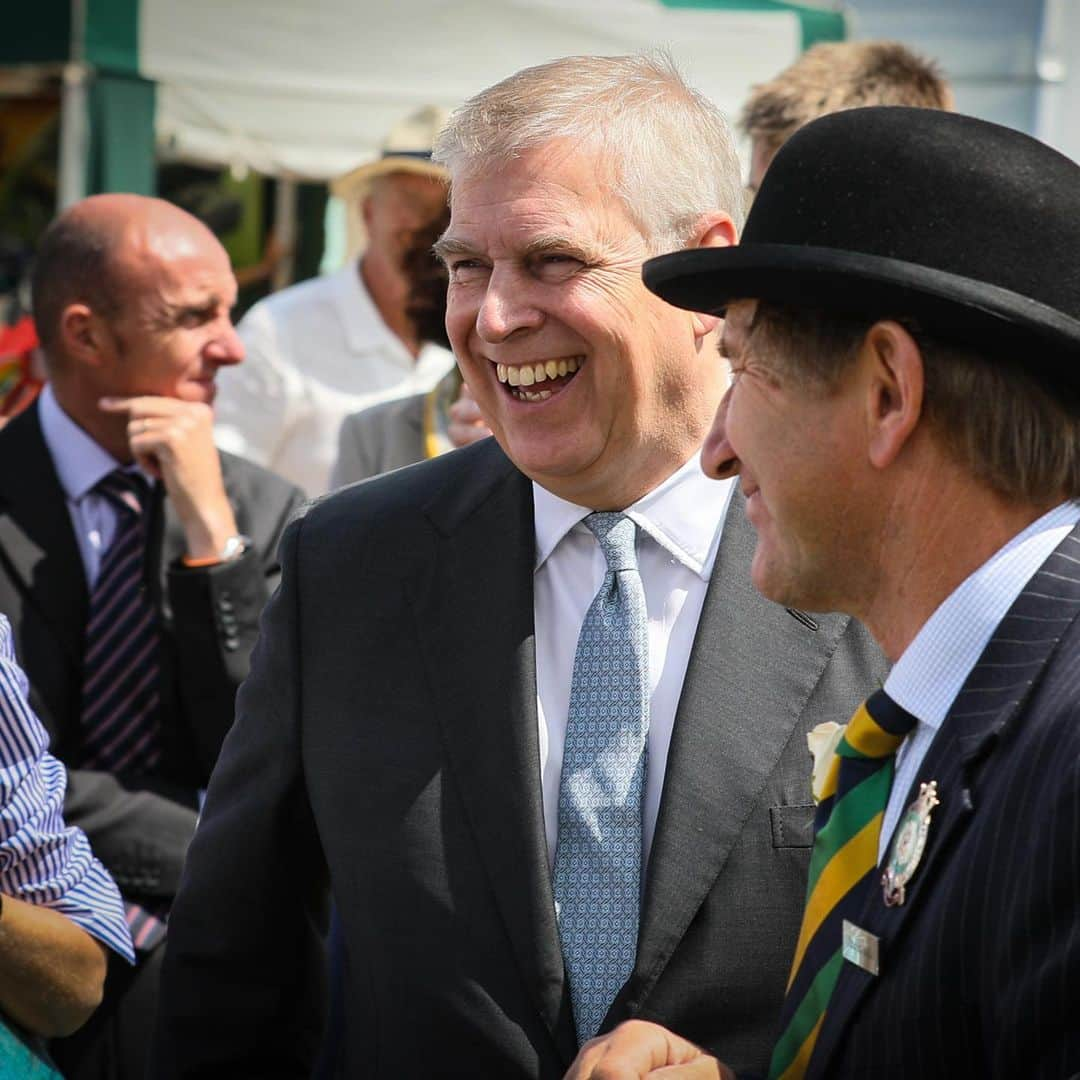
[517,389,552,402]
[493,356,584,387]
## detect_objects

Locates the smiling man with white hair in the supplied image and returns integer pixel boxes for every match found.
[153,54,884,1079]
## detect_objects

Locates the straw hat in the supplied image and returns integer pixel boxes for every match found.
[331,105,449,202]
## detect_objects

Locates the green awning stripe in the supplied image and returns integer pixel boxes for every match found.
[657,0,846,50]
[86,0,141,75]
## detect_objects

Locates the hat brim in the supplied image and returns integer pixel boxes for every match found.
[331,156,448,200]
[644,244,1080,369]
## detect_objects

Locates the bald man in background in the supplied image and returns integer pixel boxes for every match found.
[0,194,303,1078]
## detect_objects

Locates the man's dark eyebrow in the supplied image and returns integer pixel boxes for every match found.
[160,296,223,326]
[719,323,735,359]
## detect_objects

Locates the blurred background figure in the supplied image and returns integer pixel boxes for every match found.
[331,204,490,487]
[0,234,44,426]
[213,106,456,496]
[740,40,954,195]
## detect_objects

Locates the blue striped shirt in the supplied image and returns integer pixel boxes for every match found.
[0,615,134,963]
[881,500,1080,861]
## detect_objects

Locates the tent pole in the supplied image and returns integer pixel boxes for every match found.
[58,0,89,210]
[272,179,298,292]
[58,62,90,210]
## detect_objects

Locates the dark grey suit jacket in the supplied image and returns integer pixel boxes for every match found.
[805,526,1080,1079]
[153,437,887,1078]
[331,391,426,487]
[0,402,305,902]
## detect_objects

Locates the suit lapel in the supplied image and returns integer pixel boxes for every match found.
[810,524,1080,1078]
[632,492,855,1005]
[411,444,577,1064]
[0,404,88,669]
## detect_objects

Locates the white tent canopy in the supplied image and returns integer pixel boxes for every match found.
[142,0,805,180]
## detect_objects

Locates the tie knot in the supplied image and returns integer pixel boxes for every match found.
[95,469,150,517]
[839,688,918,761]
[585,512,638,573]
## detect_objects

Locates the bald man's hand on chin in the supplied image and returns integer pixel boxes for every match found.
[100,395,240,562]
[565,1021,734,1080]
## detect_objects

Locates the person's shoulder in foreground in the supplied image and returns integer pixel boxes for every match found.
[571,104,1080,1079]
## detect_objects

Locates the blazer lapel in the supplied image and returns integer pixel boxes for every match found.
[411,445,577,1064]
[809,525,1080,1078]
[0,405,88,669]
[632,492,856,1005]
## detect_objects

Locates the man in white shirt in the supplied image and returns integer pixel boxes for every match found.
[153,55,884,1080]
[570,108,1080,1078]
[213,106,456,495]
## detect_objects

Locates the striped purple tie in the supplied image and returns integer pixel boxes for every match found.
[79,469,163,775]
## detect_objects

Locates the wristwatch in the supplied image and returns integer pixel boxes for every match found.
[217,535,250,562]
[182,534,252,568]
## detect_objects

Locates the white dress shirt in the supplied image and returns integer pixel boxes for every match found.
[38,384,153,588]
[533,456,736,872]
[213,261,454,496]
[879,499,1080,861]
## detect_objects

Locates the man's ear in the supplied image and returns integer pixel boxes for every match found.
[686,212,737,338]
[862,320,925,470]
[59,303,107,367]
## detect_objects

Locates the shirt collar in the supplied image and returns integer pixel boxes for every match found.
[532,452,735,579]
[38,383,124,502]
[885,499,1080,733]
[39,383,155,501]
[335,259,412,362]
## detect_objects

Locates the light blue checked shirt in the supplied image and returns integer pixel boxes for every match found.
[39,383,154,589]
[880,500,1080,861]
[0,616,134,962]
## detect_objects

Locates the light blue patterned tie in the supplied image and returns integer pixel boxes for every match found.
[552,511,650,1045]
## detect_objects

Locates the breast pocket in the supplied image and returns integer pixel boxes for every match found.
[770,804,815,848]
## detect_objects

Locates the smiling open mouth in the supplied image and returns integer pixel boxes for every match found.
[494,356,584,402]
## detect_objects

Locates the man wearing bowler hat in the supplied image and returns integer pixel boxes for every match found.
[566,105,1080,1079]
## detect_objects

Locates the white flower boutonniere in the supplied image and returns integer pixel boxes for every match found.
[807,721,845,804]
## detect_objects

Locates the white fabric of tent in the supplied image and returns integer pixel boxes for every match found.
[142,0,801,180]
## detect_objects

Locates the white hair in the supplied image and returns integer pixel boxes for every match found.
[433,53,744,252]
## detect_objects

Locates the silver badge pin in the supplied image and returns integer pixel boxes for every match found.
[882,780,940,907]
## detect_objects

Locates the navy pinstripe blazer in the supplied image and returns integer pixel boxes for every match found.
[808,525,1080,1078]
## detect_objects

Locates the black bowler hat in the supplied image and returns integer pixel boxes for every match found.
[644,106,1080,387]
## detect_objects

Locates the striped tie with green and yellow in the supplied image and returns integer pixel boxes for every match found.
[768,689,917,1080]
